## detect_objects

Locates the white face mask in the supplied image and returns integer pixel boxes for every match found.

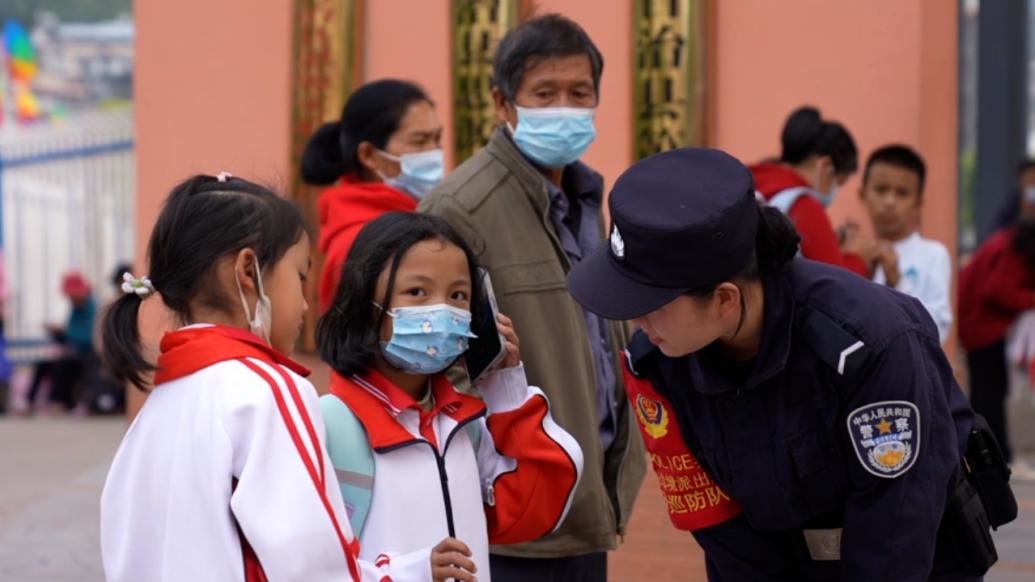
[235,258,272,344]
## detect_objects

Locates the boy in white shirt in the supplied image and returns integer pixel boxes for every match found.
[860,144,953,343]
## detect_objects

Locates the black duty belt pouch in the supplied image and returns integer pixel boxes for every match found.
[932,472,998,576]
[932,412,1018,576]
[964,414,1018,528]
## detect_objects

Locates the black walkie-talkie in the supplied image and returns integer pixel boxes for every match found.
[932,413,1018,576]
[963,415,1018,529]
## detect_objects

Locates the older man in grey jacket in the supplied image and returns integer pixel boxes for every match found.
[420,14,645,582]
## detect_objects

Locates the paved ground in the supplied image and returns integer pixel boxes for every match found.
[0,417,123,581]
[1,368,1033,581]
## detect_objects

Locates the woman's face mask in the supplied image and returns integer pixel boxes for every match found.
[377,149,445,200]
[235,259,272,344]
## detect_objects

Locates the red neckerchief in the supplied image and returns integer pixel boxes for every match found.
[154,325,360,580]
[328,368,485,451]
[154,325,310,384]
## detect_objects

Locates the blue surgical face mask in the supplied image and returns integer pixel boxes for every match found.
[818,182,840,208]
[378,303,476,374]
[508,106,596,168]
[378,148,444,200]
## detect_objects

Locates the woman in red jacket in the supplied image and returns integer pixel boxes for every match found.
[752,106,876,277]
[302,79,444,312]
[959,195,1035,468]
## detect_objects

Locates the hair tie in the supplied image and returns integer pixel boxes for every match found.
[217,171,233,183]
[121,272,156,298]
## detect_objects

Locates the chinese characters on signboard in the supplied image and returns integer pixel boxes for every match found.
[453,0,518,163]
[633,0,707,159]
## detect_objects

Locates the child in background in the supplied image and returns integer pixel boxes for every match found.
[317,212,583,582]
[100,174,471,581]
[859,144,952,343]
[960,186,1035,481]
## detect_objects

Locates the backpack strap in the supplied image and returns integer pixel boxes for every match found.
[319,394,375,538]
[768,186,815,214]
[464,421,483,453]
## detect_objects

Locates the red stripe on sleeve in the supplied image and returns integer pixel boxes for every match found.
[483,395,579,544]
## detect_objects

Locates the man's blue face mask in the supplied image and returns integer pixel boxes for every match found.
[508,106,597,169]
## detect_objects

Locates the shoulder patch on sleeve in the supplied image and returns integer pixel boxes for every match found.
[846,400,920,479]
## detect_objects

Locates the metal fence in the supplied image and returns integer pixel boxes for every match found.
[0,107,135,342]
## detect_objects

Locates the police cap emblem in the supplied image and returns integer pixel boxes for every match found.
[610,225,625,259]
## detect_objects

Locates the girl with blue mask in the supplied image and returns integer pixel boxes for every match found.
[301,79,447,315]
[316,212,584,581]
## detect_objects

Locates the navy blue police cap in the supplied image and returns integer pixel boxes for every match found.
[567,148,758,320]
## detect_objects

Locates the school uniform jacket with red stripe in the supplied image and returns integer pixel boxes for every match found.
[325,364,584,582]
[100,325,429,582]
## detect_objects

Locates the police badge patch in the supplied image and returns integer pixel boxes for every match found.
[846,400,920,479]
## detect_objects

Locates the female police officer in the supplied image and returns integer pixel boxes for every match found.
[567,148,980,580]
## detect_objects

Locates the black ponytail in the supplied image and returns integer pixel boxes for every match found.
[780,106,858,175]
[300,79,432,185]
[300,121,347,186]
[755,204,801,273]
[101,174,309,390]
[101,292,150,390]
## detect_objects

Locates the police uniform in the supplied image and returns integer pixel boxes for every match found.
[567,149,979,581]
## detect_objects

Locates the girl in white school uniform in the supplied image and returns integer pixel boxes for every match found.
[316,212,584,582]
[99,174,476,582]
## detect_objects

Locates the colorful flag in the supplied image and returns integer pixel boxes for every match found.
[14,83,39,120]
[4,20,37,82]
[4,20,42,122]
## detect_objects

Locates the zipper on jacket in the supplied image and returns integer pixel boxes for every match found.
[433,412,485,538]
[417,413,485,541]
[434,450,458,538]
